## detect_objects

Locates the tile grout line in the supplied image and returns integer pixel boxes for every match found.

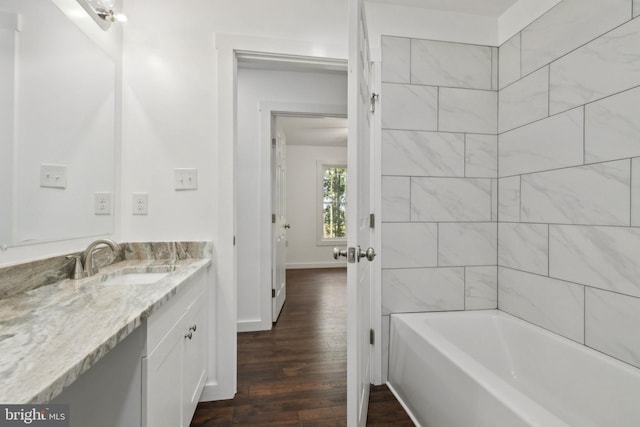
[436,222,440,268]
[436,86,440,132]
[547,65,551,118]
[463,134,467,178]
[463,266,466,311]
[518,175,522,223]
[547,223,551,277]
[583,106,586,165]
[583,285,587,345]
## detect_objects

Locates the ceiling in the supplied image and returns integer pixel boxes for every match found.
[277,116,348,147]
[366,0,520,17]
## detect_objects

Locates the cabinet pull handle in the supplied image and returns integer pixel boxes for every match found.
[185,332,193,340]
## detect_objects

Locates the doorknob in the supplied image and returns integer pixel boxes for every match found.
[333,247,347,260]
[284,224,291,229]
[357,246,376,262]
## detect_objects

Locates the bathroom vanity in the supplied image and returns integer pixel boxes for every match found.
[0,242,211,427]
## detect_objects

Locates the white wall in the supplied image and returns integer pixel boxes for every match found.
[236,67,348,331]
[208,0,347,47]
[286,145,348,269]
[119,0,228,401]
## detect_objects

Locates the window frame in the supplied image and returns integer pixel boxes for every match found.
[316,161,347,246]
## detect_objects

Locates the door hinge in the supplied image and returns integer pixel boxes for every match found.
[369,328,375,345]
[233,235,236,246]
[271,138,276,147]
[272,289,276,298]
[272,213,276,224]
[369,213,375,229]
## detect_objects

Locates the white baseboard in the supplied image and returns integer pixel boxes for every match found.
[237,319,271,332]
[286,262,347,269]
[200,381,235,402]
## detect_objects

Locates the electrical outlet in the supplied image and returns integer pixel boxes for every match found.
[94,192,112,215]
[133,193,148,215]
[40,164,67,189]
[174,168,198,190]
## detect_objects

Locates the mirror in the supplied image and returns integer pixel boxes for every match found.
[0,0,117,247]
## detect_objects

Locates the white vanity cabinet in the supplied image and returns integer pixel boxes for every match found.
[142,269,208,427]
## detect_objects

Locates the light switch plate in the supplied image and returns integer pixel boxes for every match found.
[133,193,148,215]
[94,192,112,215]
[40,164,67,189]
[174,168,198,190]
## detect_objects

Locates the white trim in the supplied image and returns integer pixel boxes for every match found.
[237,51,347,72]
[316,238,347,247]
[236,319,270,333]
[286,262,347,269]
[215,32,347,399]
[371,60,384,385]
[213,36,238,401]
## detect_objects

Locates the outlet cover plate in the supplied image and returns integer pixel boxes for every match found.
[94,192,112,215]
[133,193,148,215]
[174,168,198,190]
[40,164,67,189]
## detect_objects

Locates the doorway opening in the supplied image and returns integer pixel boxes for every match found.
[271,113,349,322]
[235,52,349,332]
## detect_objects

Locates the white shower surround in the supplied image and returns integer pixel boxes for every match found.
[380,0,640,385]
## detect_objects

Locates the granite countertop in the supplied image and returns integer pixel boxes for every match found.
[0,256,210,404]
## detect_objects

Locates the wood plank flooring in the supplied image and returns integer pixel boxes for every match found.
[191,268,413,426]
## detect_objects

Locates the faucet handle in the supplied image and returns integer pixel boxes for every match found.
[66,255,87,280]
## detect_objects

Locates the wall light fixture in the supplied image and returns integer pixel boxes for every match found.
[75,0,126,31]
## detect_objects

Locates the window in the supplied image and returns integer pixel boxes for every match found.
[318,164,347,244]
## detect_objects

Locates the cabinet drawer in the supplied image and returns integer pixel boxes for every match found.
[146,268,206,354]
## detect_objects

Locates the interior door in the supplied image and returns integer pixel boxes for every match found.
[272,124,287,322]
[347,0,375,425]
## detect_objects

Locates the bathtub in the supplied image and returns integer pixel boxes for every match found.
[388,310,640,427]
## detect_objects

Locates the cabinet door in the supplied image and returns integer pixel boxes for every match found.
[182,295,207,427]
[143,312,186,427]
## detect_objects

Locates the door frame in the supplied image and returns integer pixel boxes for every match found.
[215,34,391,403]
[260,102,348,330]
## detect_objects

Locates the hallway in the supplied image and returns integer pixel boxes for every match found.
[191,268,413,426]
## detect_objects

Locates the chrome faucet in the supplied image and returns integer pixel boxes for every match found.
[81,239,121,277]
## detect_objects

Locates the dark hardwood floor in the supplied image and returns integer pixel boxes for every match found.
[191,268,413,426]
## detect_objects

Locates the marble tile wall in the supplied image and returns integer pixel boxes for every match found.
[497,0,640,368]
[381,36,498,379]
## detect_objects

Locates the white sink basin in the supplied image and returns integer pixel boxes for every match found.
[99,272,169,286]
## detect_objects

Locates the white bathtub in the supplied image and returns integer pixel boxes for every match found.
[388,310,640,427]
